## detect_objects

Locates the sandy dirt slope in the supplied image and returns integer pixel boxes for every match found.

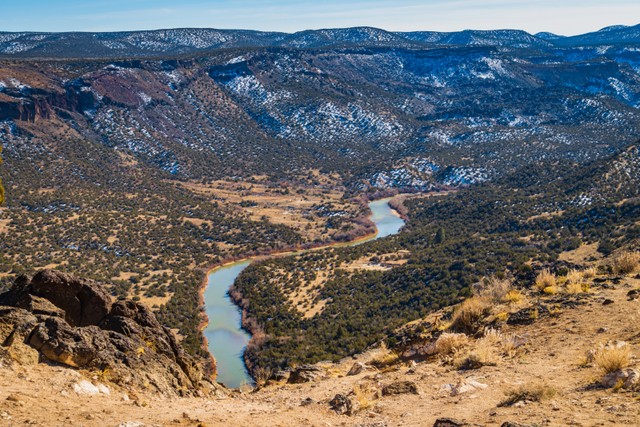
[1,277,639,427]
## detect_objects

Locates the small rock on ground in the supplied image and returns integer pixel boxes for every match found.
[382,380,419,396]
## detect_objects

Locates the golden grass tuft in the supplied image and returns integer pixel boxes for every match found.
[565,282,582,294]
[581,266,598,280]
[434,332,470,355]
[565,269,583,284]
[96,367,112,382]
[502,289,529,310]
[449,296,491,334]
[326,366,345,378]
[495,312,509,322]
[446,329,526,369]
[612,251,640,275]
[475,276,513,302]
[593,343,632,374]
[535,269,557,291]
[369,343,400,368]
[454,335,499,370]
[502,289,524,304]
[352,382,378,410]
[500,332,525,358]
[558,268,593,293]
[482,329,524,358]
[481,328,503,346]
[565,281,590,294]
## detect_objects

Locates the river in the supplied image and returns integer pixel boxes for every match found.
[202,197,405,388]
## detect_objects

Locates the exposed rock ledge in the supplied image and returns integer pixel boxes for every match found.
[0,270,218,396]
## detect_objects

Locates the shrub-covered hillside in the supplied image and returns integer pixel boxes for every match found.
[233,143,640,373]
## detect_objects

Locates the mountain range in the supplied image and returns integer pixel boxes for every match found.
[2,24,640,194]
[1,24,640,59]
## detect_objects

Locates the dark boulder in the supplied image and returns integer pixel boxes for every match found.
[506,307,538,326]
[329,393,355,416]
[100,315,142,338]
[601,368,639,389]
[109,300,162,329]
[288,365,324,384]
[382,380,419,396]
[433,419,483,427]
[28,270,112,326]
[501,423,535,427]
[28,316,107,367]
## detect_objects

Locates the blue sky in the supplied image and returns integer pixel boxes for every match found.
[2,0,639,35]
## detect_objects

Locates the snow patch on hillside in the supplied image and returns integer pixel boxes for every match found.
[224,75,292,105]
[442,167,489,185]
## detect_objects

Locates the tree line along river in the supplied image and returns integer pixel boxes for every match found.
[203,198,406,388]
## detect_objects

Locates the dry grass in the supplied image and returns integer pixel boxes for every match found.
[581,266,598,280]
[565,269,583,284]
[563,268,593,293]
[500,332,525,358]
[369,354,399,369]
[565,281,590,294]
[502,289,525,305]
[352,382,378,410]
[475,276,513,302]
[434,332,470,356]
[593,343,632,374]
[454,336,499,370]
[612,251,640,275]
[499,383,557,407]
[483,329,526,357]
[253,366,273,388]
[369,343,400,369]
[449,297,491,334]
[535,269,557,292]
[565,282,582,294]
[453,329,527,369]
[481,328,503,346]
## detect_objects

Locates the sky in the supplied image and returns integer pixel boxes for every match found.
[1,0,639,36]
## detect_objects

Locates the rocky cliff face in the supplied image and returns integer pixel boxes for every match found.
[0,270,216,396]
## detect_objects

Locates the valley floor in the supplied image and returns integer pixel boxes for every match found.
[1,275,638,427]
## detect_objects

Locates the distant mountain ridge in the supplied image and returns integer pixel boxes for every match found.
[1,23,640,59]
[555,23,640,47]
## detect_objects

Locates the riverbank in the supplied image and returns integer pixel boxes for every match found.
[195,197,380,367]
[196,220,378,372]
[387,190,457,221]
[199,226,381,385]
[202,197,406,386]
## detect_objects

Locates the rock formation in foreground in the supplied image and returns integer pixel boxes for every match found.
[0,270,216,396]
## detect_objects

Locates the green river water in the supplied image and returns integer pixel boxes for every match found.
[203,198,405,388]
